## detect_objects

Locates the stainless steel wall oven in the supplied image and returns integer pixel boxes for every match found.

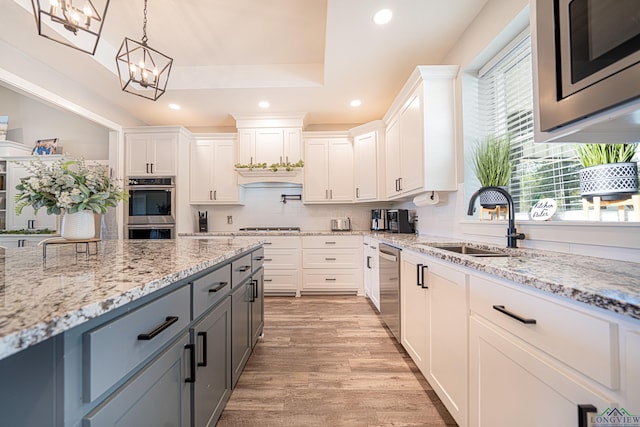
[125,177,175,239]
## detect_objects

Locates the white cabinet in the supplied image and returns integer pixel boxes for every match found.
[190,138,242,204]
[400,249,468,426]
[237,128,302,166]
[363,236,380,311]
[301,235,363,294]
[262,235,301,296]
[468,273,621,427]
[6,160,58,231]
[383,65,458,199]
[303,136,354,203]
[125,133,177,176]
[352,128,382,202]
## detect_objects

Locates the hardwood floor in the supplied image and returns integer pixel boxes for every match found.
[217,296,458,427]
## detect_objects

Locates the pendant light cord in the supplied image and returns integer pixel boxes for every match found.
[141,0,148,45]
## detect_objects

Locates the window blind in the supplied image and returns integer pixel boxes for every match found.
[476,34,584,216]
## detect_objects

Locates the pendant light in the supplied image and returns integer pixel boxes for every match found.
[32,0,110,55]
[115,0,173,101]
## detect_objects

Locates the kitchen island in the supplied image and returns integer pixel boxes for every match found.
[0,237,264,427]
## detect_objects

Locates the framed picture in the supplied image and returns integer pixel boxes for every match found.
[32,138,58,155]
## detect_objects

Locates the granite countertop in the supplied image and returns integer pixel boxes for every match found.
[0,237,263,361]
[371,233,640,322]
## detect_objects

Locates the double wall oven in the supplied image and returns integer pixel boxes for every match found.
[125,177,175,239]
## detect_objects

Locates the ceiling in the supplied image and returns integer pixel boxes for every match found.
[1,0,488,130]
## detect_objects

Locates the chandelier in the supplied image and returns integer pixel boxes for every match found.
[32,0,110,55]
[115,0,173,101]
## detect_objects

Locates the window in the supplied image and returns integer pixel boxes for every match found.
[467,31,637,221]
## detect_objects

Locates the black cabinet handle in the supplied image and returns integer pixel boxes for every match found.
[578,404,597,427]
[493,305,537,324]
[146,163,149,174]
[325,257,337,261]
[254,256,265,261]
[264,258,273,262]
[208,281,228,293]
[185,343,196,383]
[366,256,372,269]
[264,278,273,282]
[325,278,337,281]
[421,265,428,289]
[197,332,207,367]
[137,316,179,340]
[325,241,337,245]
[150,163,154,174]
[416,264,423,286]
[249,280,255,302]
[253,279,258,299]
[237,265,250,272]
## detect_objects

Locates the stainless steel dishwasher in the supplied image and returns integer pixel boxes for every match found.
[379,243,401,340]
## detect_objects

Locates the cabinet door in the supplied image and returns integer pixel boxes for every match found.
[237,129,256,165]
[150,134,177,175]
[193,297,232,427]
[469,316,616,427]
[427,261,467,426]
[328,139,354,202]
[231,279,252,387]
[354,131,377,201]
[125,135,152,176]
[284,128,302,163]
[400,250,429,373]
[251,268,264,348]
[369,240,380,312]
[190,140,215,203]
[399,93,424,193]
[212,140,239,203]
[83,333,191,427]
[303,140,329,202]
[385,119,401,197]
[255,129,284,165]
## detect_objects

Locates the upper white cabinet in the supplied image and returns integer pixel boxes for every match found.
[232,113,305,166]
[190,137,243,204]
[125,131,178,176]
[383,65,458,199]
[303,133,353,203]
[351,121,385,203]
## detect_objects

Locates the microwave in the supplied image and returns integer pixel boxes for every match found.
[533,0,640,138]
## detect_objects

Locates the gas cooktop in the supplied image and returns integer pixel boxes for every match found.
[238,227,301,232]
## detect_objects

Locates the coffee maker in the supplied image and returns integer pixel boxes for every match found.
[198,211,208,232]
[387,209,414,233]
[371,209,388,231]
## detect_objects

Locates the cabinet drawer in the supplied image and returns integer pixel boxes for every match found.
[263,250,299,269]
[231,253,252,288]
[192,264,231,320]
[84,285,191,402]
[302,235,361,249]
[302,270,360,293]
[470,275,618,389]
[303,249,360,269]
[264,270,299,294]
[262,236,300,249]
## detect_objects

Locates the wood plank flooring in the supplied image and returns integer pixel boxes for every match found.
[217,296,458,427]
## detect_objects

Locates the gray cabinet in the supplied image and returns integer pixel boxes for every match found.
[83,332,191,427]
[231,276,252,387]
[192,297,232,427]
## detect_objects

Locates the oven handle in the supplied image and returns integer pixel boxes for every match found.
[126,185,176,191]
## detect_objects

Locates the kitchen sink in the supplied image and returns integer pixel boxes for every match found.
[418,244,516,257]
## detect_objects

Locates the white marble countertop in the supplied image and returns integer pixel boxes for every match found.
[0,237,263,361]
[186,231,640,321]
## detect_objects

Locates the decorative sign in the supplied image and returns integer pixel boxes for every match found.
[530,198,557,221]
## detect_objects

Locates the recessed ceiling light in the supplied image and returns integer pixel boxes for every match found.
[168,103,181,110]
[373,9,393,25]
[259,101,270,108]
[350,99,362,107]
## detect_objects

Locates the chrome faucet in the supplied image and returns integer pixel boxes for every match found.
[467,186,525,248]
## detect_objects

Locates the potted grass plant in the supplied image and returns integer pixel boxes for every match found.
[575,143,638,201]
[471,134,512,208]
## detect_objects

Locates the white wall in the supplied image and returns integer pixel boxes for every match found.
[0,84,110,160]
[187,184,376,233]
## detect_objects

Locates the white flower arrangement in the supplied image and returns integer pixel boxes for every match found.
[15,158,129,215]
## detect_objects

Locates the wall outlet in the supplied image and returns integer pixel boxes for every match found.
[227,216,233,224]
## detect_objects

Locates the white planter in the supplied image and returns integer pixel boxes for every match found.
[61,210,95,240]
[580,162,638,201]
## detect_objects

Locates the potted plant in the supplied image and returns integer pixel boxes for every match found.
[471,134,512,208]
[575,144,638,201]
[14,158,129,239]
